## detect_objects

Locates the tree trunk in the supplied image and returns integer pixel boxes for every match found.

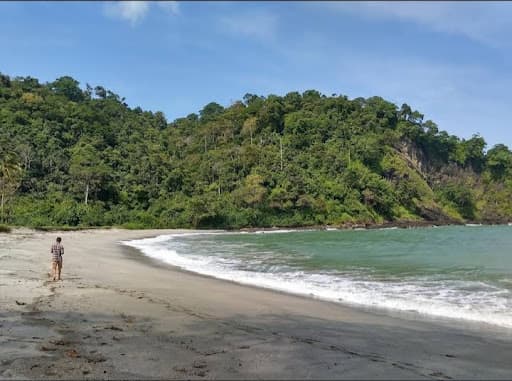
[280,137,283,171]
[0,192,4,223]
[85,183,89,205]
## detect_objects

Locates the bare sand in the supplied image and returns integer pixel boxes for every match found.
[1,228,512,380]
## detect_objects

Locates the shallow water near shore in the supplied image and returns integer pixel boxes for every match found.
[124,225,512,329]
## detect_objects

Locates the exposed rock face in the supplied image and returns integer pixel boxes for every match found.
[417,205,454,222]
[396,139,429,176]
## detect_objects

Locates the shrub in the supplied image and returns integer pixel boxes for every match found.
[0,224,12,233]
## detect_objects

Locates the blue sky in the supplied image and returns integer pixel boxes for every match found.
[1,1,512,148]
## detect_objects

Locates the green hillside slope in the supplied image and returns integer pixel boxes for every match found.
[2,73,512,228]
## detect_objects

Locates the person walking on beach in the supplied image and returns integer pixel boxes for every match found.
[51,237,64,281]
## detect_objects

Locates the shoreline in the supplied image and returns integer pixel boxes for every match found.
[120,241,512,336]
[2,228,512,379]
[3,217,512,234]
[121,230,512,334]
[236,219,512,232]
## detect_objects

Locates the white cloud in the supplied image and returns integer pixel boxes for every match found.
[104,1,150,25]
[220,10,278,41]
[329,1,512,47]
[104,1,180,26]
[158,1,180,16]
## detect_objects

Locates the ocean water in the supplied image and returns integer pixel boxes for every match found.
[123,226,512,329]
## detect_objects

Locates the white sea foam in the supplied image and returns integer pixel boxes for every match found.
[253,229,310,234]
[123,233,512,329]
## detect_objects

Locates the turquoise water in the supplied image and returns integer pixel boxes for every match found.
[125,226,512,328]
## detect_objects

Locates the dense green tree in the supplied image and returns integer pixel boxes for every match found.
[1,72,512,228]
[199,102,224,122]
[69,140,108,205]
[486,144,512,180]
[51,76,84,102]
[0,147,22,222]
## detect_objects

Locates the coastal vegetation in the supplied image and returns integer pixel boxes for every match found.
[2,73,512,229]
[0,224,11,233]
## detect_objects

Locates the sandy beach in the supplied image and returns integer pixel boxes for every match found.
[1,228,512,380]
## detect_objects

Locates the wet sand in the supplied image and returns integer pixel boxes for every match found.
[1,228,512,379]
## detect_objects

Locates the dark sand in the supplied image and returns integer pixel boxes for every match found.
[1,228,512,379]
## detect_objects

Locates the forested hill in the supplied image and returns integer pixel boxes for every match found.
[1,73,512,229]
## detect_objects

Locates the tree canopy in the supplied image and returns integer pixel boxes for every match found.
[1,72,512,228]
